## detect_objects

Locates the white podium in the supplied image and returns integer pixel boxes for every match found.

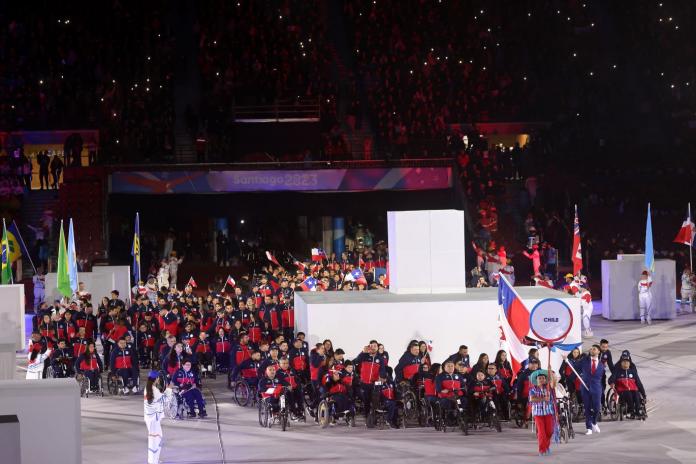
[601,255,676,320]
[387,210,466,294]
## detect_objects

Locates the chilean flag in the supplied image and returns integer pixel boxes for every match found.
[345,268,368,286]
[673,204,696,248]
[311,248,327,262]
[226,275,236,287]
[266,251,280,266]
[299,277,317,291]
[498,274,532,380]
[571,204,583,275]
[187,276,198,288]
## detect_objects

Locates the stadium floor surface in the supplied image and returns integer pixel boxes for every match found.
[16,310,696,464]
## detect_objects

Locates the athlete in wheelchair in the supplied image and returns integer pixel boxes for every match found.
[171,360,207,418]
[74,342,104,397]
[467,369,502,432]
[49,339,74,378]
[433,360,468,433]
[607,355,647,420]
[394,342,424,427]
[317,368,356,427]
[258,365,291,430]
[108,337,140,395]
[366,374,402,429]
[230,351,262,407]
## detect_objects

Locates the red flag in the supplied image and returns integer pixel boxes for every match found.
[572,205,583,275]
[673,204,696,247]
[383,262,390,287]
[266,251,280,266]
[187,276,197,288]
[226,275,236,287]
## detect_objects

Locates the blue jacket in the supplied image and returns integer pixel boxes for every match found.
[577,356,605,389]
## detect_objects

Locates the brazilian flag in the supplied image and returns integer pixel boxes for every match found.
[1,219,13,284]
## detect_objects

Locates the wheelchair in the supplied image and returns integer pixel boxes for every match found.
[317,394,356,428]
[107,371,140,396]
[139,346,157,369]
[557,396,576,442]
[569,390,584,422]
[302,382,320,419]
[48,359,72,379]
[397,381,424,428]
[432,396,468,435]
[258,388,290,431]
[465,394,502,433]
[605,387,647,421]
[76,372,104,398]
[509,393,529,428]
[365,384,406,429]
[234,378,259,407]
[162,387,189,420]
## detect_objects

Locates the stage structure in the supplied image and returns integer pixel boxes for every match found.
[46,265,131,305]
[601,254,676,320]
[295,210,582,368]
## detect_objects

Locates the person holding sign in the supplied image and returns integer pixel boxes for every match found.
[528,357,557,456]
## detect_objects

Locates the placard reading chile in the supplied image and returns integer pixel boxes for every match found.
[110,167,452,194]
[529,298,573,343]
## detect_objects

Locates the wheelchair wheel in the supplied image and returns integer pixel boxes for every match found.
[107,375,120,396]
[418,397,429,427]
[618,400,625,421]
[317,399,331,428]
[366,410,377,429]
[258,400,270,428]
[46,365,54,379]
[458,413,469,436]
[76,374,87,397]
[606,389,618,421]
[401,390,418,426]
[491,409,502,432]
[440,407,449,433]
[279,393,289,432]
[349,410,356,427]
[560,426,568,443]
[163,393,179,420]
[234,381,251,407]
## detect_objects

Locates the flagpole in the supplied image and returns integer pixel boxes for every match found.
[11,220,37,275]
[690,203,693,272]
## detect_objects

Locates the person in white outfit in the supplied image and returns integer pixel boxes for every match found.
[638,270,653,325]
[144,370,171,464]
[577,287,594,337]
[168,252,184,289]
[157,260,170,290]
[680,269,694,313]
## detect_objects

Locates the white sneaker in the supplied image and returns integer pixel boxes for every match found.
[201,366,207,372]
[647,317,652,325]
[640,319,646,325]
[132,386,138,393]
[585,429,593,435]
[592,424,600,433]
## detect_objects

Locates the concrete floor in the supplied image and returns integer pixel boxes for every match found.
[16,310,696,464]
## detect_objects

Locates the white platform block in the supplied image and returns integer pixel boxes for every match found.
[0,415,20,464]
[0,379,81,464]
[387,210,466,294]
[46,265,131,304]
[429,210,466,294]
[295,286,580,366]
[0,284,25,351]
[602,257,676,320]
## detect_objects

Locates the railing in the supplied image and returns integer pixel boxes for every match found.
[232,98,320,122]
[103,157,456,172]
